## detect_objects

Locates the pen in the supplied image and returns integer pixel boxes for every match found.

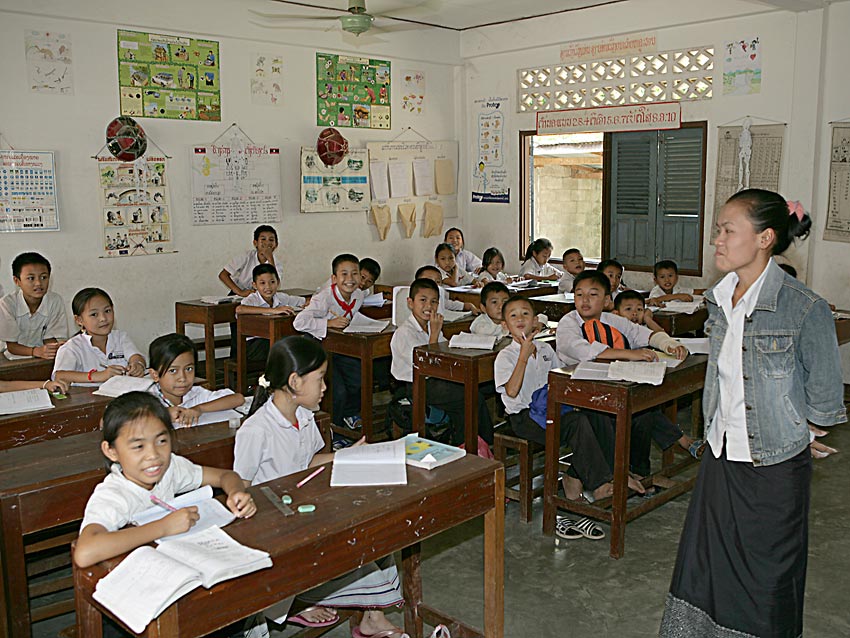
[150,494,178,512]
[296,465,325,488]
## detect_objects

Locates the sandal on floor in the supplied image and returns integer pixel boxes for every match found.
[288,607,339,628]
[688,438,707,459]
[352,627,410,638]
[570,517,606,540]
[555,517,584,540]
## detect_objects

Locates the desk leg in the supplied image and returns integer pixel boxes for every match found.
[402,544,423,638]
[236,319,248,395]
[0,499,28,638]
[464,368,479,453]
[662,401,677,469]
[484,466,505,638]
[74,567,103,638]
[610,403,632,559]
[542,392,561,536]
[361,350,374,442]
[412,368,426,437]
[204,315,217,390]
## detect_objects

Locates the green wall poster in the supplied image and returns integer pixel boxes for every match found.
[316,52,390,130]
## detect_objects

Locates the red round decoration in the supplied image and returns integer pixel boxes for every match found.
[105,116,147,161]
[317,127,349,167]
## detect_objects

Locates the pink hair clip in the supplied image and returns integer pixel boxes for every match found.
[787,200,805,221]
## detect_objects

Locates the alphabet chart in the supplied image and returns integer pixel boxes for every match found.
[0,150,60,232]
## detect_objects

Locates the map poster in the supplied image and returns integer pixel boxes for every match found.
[824,124,850,243]
[472,96,509,204]
[316,52,390,129]
[0,150,60,232]
[300,148,370,213]
[97,156,174,257]
[117,29,221,121]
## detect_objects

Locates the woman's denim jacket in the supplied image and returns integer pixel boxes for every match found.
[702,260,847,466]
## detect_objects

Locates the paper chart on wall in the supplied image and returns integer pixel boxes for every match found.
[25,31,73,95]
[389,162,412,198]
[316,52,390,129]
[400,70,425,115]
[250,52,283,106]
[0,151,60,233]
[823,123,850,243]
[412,159,434,196]
[723,36,761,96]
[472,96,509,203]
[97,155,174,257]
[300,148,370,213]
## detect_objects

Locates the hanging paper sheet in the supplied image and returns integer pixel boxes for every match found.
[472,96,509,203]
[400,70,425,115]
[300,148,370,213]
[25,31,74,95]
[723,36,761,96]
[0,150,60,232]
[250,52,284,106]
[316,53,390,129]
[824,124,850,243]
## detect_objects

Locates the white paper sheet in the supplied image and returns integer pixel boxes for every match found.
[131,486,236,542]
[343,313,390,334]
[608,361,667,385]
[412,159,435,196]
[369,160,390,201]
[449,332,497,350]
[677,337,710,355]
[362,292,386,307]
[330,439,407,486]
[388,162,412,198]
[570,361,612,381]
[0,388,54,415]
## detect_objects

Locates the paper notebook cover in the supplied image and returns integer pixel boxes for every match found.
[330,438,407,486]
[448,332,496,350]
[93,375,154,397]
[0,388,54,415]
[403,434,465,470]
[131,485,236,542]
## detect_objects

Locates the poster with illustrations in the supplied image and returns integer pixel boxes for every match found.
[0,150,60,232]
[117,29,221,121]
[400,70,425,115]
[472,96,509,203]
[723,36,761,95]
[823,123,850,243]
[316,52,391,129]
[25,31,73,95]
[300,148,370,213]
[250,52,283,107]
[97,155,174,257]
[191,133,282,225]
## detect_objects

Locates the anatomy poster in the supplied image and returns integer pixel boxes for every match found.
[97,156,174,257]
[316,52,391,129]
[723,36,761,96]
[824,124,850,243]
[250,52,283,107]
[400,70,425,115]
[300,148,370,213]
[25,31,73,95]
[0,150,60,232]
[117,29,221,121]
[472,96,509,203]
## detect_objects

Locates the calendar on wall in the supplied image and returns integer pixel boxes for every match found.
[0,150,60,232]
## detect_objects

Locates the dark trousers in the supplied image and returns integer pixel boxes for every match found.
[403,379,493,446]
[332,353,362,421]
[245,337,270,363]
[596,408,683,476]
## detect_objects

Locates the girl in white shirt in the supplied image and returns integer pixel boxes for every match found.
[53,288,146,386]
[444,227,482,274]
[475,247,513,285]
[435,243,474,286]
[519,238,563,281]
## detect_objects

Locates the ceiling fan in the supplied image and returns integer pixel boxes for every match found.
[250,0,428,36]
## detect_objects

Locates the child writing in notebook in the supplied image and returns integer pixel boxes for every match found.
[558,248,585,294]
[435,243,474,286]
[53,288,146,386]
[415,265,479,315]
[647,260,702,306]
[218,225,282,297]
[148,333,244,427]
[470,281,547,339]
[444,227,482,274]
[234,336,408,638]
[475,247,511,285]
[519,238,563,281]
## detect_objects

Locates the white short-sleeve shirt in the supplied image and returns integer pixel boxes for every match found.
[494,340,560,414]
[80,454,204,532]
[233,401,325,485]
[648,283,694,299]
[470,313,508,339]
[223,250,284,292]
[292,285,365,340]
[555,310,652,366]
[476,270,509,285]
[241,290,306,310]
[150,383,235,409]
[454,249,483,274]
[390,314,446,383]
[519,260,563,279]
[52,330,143,385]
[436,265,474,286]
[558,272,576,294]
[0,290,68,346]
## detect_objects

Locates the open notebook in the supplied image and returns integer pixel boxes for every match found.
[131,485,235,542]
[330,438,407,486]
[0,388,54,415]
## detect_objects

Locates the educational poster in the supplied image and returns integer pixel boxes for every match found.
[316,53,391,129]
[25,31,73,95]
[400,70,425,115]
[300,148,370,213]
[190,135,282,225]
[472,96,509,204]
[711,123,784,242]
[723,36,761,95]
[117,29,221,121]
[823,124,850,243]
[0,150,60,232]
[250,52,283,106]
[97,156,174,257]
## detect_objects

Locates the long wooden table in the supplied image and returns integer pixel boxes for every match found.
[0,357,54,383]
[74,455,505,638]
[544,355,708,559]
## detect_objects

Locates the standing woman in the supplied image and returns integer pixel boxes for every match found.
[444,227,482,274]
[660,189,846,638]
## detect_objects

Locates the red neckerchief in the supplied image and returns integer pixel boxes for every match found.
[331,284,356,318]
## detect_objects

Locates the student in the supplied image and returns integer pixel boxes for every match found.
[237,264,307,362]
[475,247,511,285]
[647,260,697,306]
[558,248,585,294]
[0,252,68,359]
[53,288,146,386]
[219,225,282,297]
[148,333,244,427]
[415,265,479,314]
[293,254,365,430]
[234,336,407,638]
[444,227,482,274]
[612,290,664,332]
[0,378,68,393]
[317,258,381,296]
[519,238,563,281]
[390,278,493,446]
[470,281,546,339]
[434,243,474,286]
[596,259,627,299]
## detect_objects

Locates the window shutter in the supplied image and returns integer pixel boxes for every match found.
[609,131,657,268]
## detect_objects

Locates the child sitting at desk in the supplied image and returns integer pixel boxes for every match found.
[218,225,282,298]
[0,252,68,359]
[475,247,511,285]
[519,238,563,282]
[435,242,474,287]
[234,336,407,638]
[647,260,702,306]
[53,288,146,386]
[415,265,479,315]
[390,278,493,446]
[558,248,585,294]
[612,290,664,332]
[444,227,482,274]
[470,281,546,339]
[317,257,381,296]
[596,259,628,300]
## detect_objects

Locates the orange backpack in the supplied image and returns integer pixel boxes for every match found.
[581,319,631,350]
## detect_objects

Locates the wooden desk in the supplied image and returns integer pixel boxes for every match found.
[234,313,297,394]
[361,303,393,320]
[530,293,574,321]
[449,283,559,307]
[835,316,850,346]
[74,455,505,638]
[652,307,708,336]
[543,355,708,559]
[175,299,239,390]
[0,357,54,383]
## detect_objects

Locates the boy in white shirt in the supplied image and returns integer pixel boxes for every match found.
[316,257,381,297]
[470,281,547,339]
[218,225,282,297]
[415,265,479,315]
[558,248,585,294]
[390,278,493,446]
[0,253,68,359]
[647,260,702,306]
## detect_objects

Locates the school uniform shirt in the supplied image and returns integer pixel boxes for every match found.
[390,314,446,383]
[435,265,474,286]
[475,270,510,285]
[470,313,509,339]
[558,272,576,294]
[79,454,203,532]
[317,277,373,296]
[233,401,324,485]
[494,340,560,414]
[438,286,465,312]
[519,260,563,279]
[150,383,235,409]
[454,249,482,274]
[241,290,306,311]
[648,283,694,299]
[222,250,284,292]
[555,309,652,366]
[292,285,365,339]
[0,289,68,347]
[52,330,143,385]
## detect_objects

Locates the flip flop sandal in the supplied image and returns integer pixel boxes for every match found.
[688,439,707,459]
[555,517,584,540]
[288,606,339,628]
[571,517,606,540]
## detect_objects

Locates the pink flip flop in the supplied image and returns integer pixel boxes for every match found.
[288,606,339,628]
[351,626,410,638]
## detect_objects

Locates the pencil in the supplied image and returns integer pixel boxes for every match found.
[296,465,325,488]
[150,494,178,512]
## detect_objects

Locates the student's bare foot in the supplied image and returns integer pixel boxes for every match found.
[811,440,838,459]
[357,610,406,638]
[562,475,583,501]
[677,434,695,450]
[289,606,337,626]
[627,475,646,494]
[591,482,614,501]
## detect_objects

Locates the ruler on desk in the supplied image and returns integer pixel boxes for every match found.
[260,486,295,516]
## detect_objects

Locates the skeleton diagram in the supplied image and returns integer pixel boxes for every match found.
[738,117,753,191]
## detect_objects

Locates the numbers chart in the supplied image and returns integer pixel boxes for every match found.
[0,151,60,232]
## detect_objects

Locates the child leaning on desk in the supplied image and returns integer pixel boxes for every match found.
[415,265,479,314]
[218,225,283,297]
[470,281,546,339]
[647,260,706,307]
[519,238,563,282]
[233,336,409,638]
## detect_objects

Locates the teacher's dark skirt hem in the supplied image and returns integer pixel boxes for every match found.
[659,446,811,638]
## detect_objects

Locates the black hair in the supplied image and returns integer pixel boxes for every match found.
[248,336,327,417]
[480,281,510,304]
[653,260,678,276]
[614,290,644,310]
[481,247,505,270]
[102,391,173,454]
[444,227,465,247]
[596,259,623,275]
[359,257,381,281]
[72,287,113,317]
[778,263,798,278]
[12,252,51,278]
[252,263,278,282]
[434,243,455,260]
[149,333,196,378]
[573,270,611,295]
[409,278,439,299]
[332,253,359,275]
[523,238,553,262]
[415,265,441,279]
[502,294,534,318]
[253,225,277,241]
[562,248,582,260]
[726,188,812,255]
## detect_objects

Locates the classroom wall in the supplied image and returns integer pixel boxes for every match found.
[0,0,463,348]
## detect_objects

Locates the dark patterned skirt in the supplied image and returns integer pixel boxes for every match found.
[660,446,811,638]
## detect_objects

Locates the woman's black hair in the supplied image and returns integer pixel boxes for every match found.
[434,242,455,260]
[248,336,328,417]
[149,333,196,378]
[726,188,812,255]
[102,392,174,462]
[71,287,113,317]
[523,238,553,262]
[481,247,504,269]
[444,227,464,249]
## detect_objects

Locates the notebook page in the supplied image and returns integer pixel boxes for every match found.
[608,361,667,385]
[343,313,390,334]
[0,388,54,415]
[93,375,154,397]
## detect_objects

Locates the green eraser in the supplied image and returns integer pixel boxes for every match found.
[281,494,292,505]
[297,504,316,513]
[51,392,67,400]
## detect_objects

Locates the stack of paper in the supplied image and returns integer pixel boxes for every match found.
[330,438,407,486]
[343,313,390,334]
[0,388,54,415]
[94,375,154,397]
[655,295,704,315]
[608,361,667,385]
[449,332,497,350]
[507,279,533,289]
[570,361,611,381]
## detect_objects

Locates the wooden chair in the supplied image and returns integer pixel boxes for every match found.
[493,428,546,523]
[223,357,264,392]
